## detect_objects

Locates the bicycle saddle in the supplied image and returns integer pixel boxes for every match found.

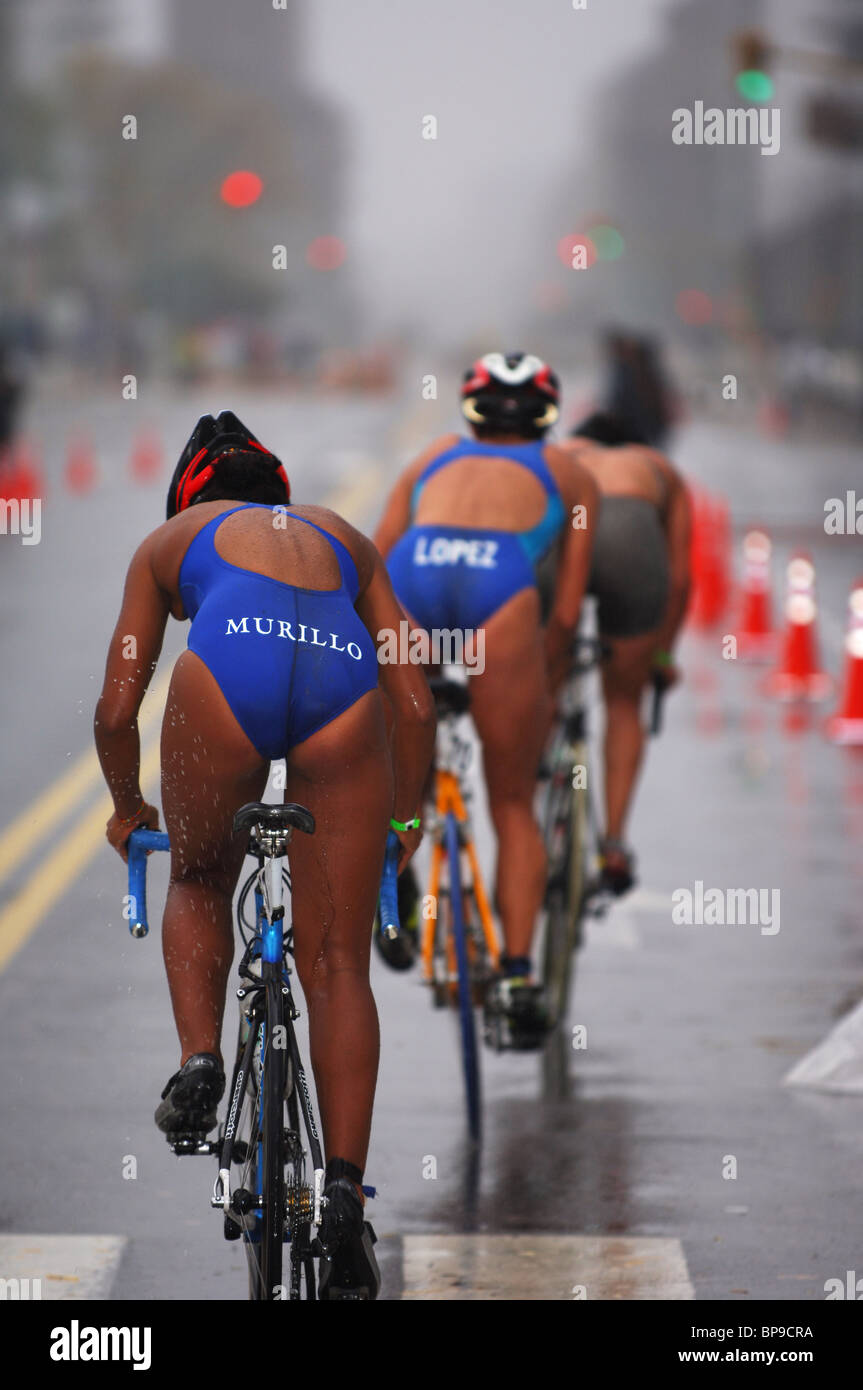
[232,802,315,836]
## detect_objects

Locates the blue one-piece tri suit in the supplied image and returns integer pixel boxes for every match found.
[386,438,568,629]
[179,503,378,760]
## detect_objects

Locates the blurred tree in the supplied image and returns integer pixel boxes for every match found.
[55,55,297,334]
[0,53,309,366]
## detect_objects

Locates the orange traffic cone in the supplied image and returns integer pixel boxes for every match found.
[713,496,733,618]
[737,529,775,661]
[65,433,98,494]
[826,581,863,745]
[13,442,45,503]
[763,554,832,700]
[690,492,732,629]
[0,444,21,501]
[685,486,704,625]
[130,429,163,484]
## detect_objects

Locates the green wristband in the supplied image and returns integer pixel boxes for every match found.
[653,648,673,667]
[390,816,421,832]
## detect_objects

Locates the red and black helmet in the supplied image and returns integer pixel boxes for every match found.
[460,352,560,436]
[166,411,290,519]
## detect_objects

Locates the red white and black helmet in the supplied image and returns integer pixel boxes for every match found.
[166,411,289,519]
[461,352,560,435]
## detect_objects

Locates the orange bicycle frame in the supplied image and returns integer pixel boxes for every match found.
[420,766,499,985]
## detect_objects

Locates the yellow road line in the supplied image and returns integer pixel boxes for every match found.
[0,666,173,890]
[0,737,163,975]
[327,464,384,524]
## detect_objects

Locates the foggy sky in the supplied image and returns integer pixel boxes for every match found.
[307,0,676,347]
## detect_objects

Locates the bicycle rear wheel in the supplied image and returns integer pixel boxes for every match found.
[260,977,286,1297]
[445,812,482,1143]
[541,738,589,1029]
[284,1083,317,1300]
[225,979,287,1300]
[223,1000,268,1299]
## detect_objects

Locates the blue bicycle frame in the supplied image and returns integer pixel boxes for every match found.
[124,816,396,1296]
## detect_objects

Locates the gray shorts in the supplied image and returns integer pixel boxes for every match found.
[587,496,669,638]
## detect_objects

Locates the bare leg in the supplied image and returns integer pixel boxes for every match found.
[285,689,391,1175]
[470,589,553,963]
[601,632,658,842]
[160,652,269,1065]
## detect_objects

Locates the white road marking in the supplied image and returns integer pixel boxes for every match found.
[625,888,674,914]
[0,1234,126,1300]
[402,1233,694,1300]
[583,888,673,949]
[584,912,641,950]
[783,998,863,1094]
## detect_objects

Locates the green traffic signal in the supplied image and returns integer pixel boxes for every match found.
[736,69,774,103]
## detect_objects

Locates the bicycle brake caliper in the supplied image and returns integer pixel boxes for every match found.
[212,1168,231,1212]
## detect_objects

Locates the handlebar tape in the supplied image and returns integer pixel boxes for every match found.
[126,829,170,938]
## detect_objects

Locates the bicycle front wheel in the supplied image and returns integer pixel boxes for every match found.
[445,812,482,1143]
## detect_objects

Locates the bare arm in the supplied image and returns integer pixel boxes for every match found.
[653,461,693,659]
[372,433,459,558]
[94,535,170,854]
[354,540,436,866]
[543,446,601,695]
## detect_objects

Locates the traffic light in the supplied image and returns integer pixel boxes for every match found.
[807,93,863,151]
[731,29,774,102]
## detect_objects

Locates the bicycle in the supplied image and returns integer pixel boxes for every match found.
[126,800,388,1301]
[418,675,500,1143]
[538,641,667,1036]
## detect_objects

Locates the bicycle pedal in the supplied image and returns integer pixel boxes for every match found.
[168,1133,216,1155]
[504,1030,548,1053]
[583,881,614,915]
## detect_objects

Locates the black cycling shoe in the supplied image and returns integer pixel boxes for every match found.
[154,1053,225,1135]
[317,1159,381,1301]
[486,958,551,1051]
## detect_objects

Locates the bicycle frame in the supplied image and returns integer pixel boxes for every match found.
[125,817,325,1299]
[420,710,499,990]
[416,684,500,1141]
[213,833,325,1240]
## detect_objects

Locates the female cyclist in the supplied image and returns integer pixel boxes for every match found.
[94,411,435,1298]
[374,354,598,1043]
[561,411,691,895]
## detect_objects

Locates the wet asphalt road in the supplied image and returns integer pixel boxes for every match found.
[1,380,861,1301]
